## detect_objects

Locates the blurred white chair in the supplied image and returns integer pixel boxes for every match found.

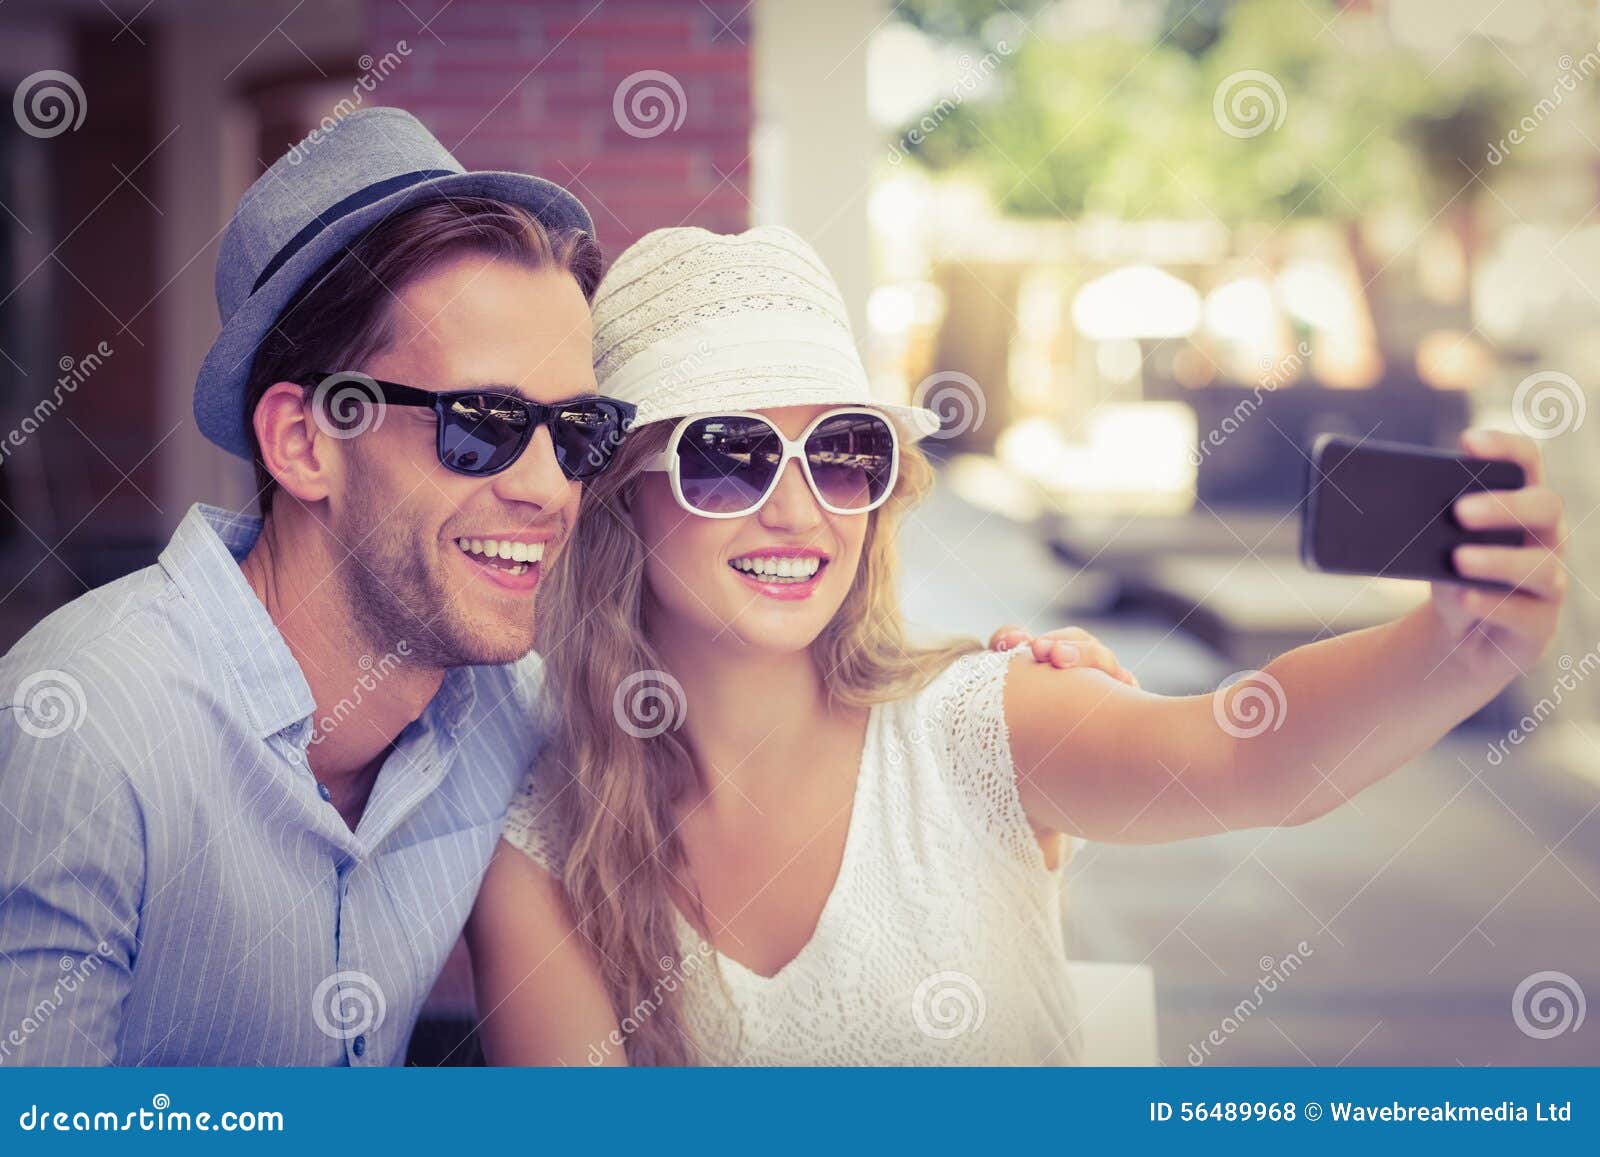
[1066,960,1159,1065]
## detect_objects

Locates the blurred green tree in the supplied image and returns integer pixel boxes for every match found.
[896,0,1524,349]
[904,0,1519,224]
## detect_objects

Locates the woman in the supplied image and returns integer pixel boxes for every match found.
[466,226,1567,1066]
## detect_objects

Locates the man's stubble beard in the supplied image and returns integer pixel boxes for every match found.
[339,470,540,669]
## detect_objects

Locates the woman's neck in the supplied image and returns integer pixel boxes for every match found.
[647,610,836,807]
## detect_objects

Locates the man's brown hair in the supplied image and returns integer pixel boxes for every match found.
[242,195,603,515]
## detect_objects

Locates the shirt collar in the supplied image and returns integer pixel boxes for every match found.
[161,503,488,745]
[428,664,479,738]
[160,503,316,740]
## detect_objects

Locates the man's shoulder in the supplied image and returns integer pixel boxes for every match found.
[4,564,176,670]
[1,563,234,757]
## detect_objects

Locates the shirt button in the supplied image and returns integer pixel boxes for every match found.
[317,783,332,802]
[352,1034,366,1058]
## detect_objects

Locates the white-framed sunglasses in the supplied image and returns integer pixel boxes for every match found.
[644,407,901,519]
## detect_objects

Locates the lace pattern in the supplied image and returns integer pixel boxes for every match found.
[499,649,1082,1065]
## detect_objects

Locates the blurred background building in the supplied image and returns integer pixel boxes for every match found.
[1,0,1596,1065]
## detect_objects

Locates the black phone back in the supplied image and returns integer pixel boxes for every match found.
[1301,434,1526,586]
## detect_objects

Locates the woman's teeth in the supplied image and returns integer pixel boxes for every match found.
[729,555,823,583]
[457,537,544,575]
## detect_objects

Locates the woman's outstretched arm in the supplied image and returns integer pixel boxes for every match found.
[1004,428,1568,845]
[466,840,625,1066]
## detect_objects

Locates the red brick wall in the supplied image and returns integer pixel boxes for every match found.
[367,0,753,265]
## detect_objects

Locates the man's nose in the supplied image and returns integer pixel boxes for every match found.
[489,425,577,513]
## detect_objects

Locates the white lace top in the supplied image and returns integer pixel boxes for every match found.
[501,649,1083,1066]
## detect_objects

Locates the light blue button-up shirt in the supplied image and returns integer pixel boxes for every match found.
[0,504,543,1065]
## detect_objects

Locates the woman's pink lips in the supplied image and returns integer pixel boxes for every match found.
[729,559,826,601]
[728,545,827,560]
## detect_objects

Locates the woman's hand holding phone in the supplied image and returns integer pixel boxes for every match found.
[1433,428,1568,678]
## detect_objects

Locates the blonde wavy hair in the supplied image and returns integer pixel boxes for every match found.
[535,416,979,1065]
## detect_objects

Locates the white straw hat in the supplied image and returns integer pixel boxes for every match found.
[590,226,940,441]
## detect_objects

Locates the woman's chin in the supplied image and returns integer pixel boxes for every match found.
[709,597,841,655]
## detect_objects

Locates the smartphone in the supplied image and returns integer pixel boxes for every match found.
[1300,434,1526,588]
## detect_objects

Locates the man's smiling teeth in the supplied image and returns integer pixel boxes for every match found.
[456,537,544,576]
[730,555,822,582]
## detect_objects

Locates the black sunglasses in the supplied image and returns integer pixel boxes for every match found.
[300,371,636,480]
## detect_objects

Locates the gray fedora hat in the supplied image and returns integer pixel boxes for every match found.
[193,106,594,459]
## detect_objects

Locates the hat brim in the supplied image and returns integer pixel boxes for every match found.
[194,169,594,460]
[633,388,943,444]
[886,403,944,442]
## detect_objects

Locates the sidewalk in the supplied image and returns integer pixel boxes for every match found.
[899,479,1600,1066]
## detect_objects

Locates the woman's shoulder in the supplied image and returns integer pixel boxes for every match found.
[879,646,1062,872]
[888,646,1022,748]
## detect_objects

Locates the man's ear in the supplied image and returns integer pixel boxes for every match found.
[253,381,335,503]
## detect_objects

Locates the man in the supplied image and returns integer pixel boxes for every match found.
[0,108,1126,1066]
